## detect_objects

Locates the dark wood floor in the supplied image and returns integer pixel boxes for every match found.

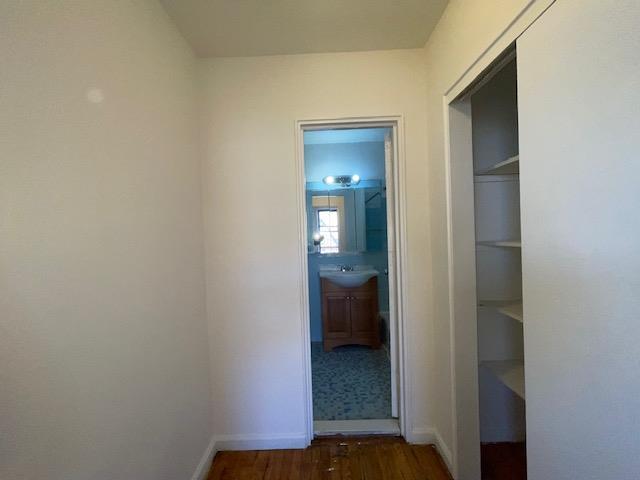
[481,442,526,480]
[207,436,452,480]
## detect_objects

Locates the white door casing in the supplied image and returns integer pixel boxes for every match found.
[295,117,409,441]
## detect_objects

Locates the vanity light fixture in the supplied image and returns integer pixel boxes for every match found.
[322,174,361,186]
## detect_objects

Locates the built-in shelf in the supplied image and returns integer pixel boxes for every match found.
[477,240,521,248]
[499,302,523,323]
[475,154,519,176]
[481,360,525,399]
[477,299,512,308]
[478,300,524,322]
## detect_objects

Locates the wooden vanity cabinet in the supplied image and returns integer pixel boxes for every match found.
[321,277,380,351]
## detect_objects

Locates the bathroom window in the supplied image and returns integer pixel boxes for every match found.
[317,209,340,253]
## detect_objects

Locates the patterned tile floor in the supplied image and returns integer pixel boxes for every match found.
[311,342,392,420]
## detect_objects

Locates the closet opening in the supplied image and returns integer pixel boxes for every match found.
[445,45,526,480]
[472,52,525,480]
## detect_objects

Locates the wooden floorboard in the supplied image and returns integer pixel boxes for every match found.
[207,436,452,480]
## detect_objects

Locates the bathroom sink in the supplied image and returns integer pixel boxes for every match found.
[319,268,379,288]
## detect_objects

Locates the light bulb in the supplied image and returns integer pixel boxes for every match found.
[323,175,335,185]
[312,232,324,245]
[351,174,360,184]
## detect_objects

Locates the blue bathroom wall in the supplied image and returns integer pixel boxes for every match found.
[364,187,387,252]
[308,251,389,342]
[304,127,389,148]
[304,141,386,183]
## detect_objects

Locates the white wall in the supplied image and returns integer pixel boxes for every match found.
[0,2,212,479]
[421,0,539,460]
[199,50,434,446]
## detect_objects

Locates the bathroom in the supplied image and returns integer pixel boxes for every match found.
[304,126,397,432]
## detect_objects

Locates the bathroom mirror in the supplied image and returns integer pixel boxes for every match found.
[305,182,387,254]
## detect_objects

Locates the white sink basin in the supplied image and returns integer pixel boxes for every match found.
[319,268,379,288]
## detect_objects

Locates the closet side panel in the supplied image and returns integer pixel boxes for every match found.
[517,1,640,479]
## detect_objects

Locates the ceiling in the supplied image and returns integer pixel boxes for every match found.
[160,0,449,58]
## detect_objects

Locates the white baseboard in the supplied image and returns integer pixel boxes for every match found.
[190,436,217,480]
[404,426,434,444]
[194,428,452,477]
[408,427,454,475]
[214,432,308,451]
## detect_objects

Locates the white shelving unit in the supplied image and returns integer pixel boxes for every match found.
[471,55,526,451]
[481,360,525,399]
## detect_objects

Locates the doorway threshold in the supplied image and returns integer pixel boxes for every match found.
[314,419,400,436]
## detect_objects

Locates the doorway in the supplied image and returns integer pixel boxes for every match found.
[295,118,407,439]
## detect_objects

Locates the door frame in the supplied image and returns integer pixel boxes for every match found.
[294,116,409,443]
[441,1,555,478]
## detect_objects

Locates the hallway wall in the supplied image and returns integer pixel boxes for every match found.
[0,2,212,479]
[199,49,434,447]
